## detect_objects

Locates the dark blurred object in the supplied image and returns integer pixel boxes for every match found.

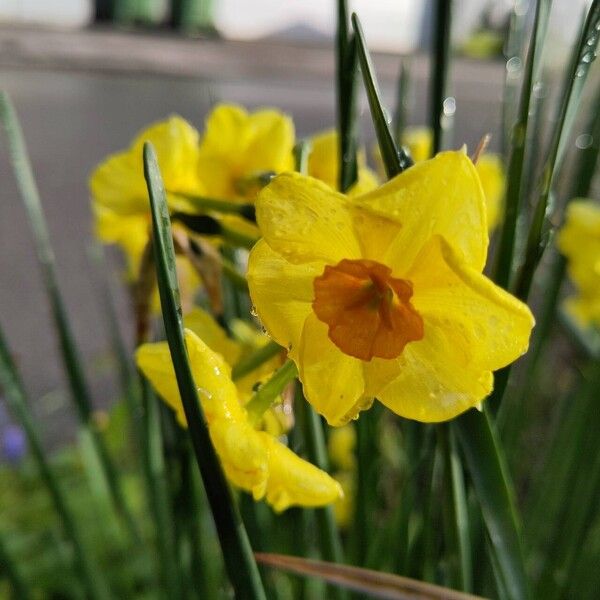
[94,0,216,32]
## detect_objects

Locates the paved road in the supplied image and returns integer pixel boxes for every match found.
[0,28,504,447]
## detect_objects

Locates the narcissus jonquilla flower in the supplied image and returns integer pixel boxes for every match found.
[307,129,378,195]
[136,326,341,511]
[90,115,203,275]
[247,151,534,425]
[556,199,600,327]
[197,104,295,202]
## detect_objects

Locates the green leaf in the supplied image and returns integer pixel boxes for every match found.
[0,527,32,599]
[514,0,600,300]
[0,326,109,600]
[0,91,138,543]
[255,553,486,600]
[171,213,258,249]
[393,60,410,148]
[493,0,552,290]
[143,142,267,600]
[351,13,413,179]
[429,0,453,155]
[336,0,359,192]
[453,409,529,600]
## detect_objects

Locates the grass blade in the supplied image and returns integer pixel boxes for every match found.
[294,387,347,600]
[453,410,529,600]
[351,13,413,179]
[0,91,137,541]
[493,0,552,290]
[0,326,110,600]
[393,60,410,148]
[0,529,31,599]
[514,0,600,300]
[336,0,359,192]
[255,553,486,600]
[429,0,453,155]
[143,142,266,600]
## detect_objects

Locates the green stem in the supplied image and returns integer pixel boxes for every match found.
[173,213,259,249]
[174,193,256,221]
[231,341,282,381]
[144,142,266,600]
[245,359,298,425]
[295,387,347,600]
[0,91,136,541]
[294,139,311,175]
[393,60,410,148]
[139,376,182,598]
[221,256,249,293]
[0,327,110,600]
[429,0,453,155]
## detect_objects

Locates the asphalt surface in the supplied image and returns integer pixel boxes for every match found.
[0,28,504,447]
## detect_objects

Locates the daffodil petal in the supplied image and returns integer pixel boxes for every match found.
[183,329,245,422]
[256,172,362,264]
[247,239,318,354]
[260,433,343,512]
[244,109,295,173]
[476,154,505,232]
[297,313,367,426]
[184,308,242,366]
[90,115,202,216]
[209,419,269,499]
[408,236,534,371]
[356,151,488,272]
[135,341,188,427]
[377,329,494,423]
[94,206,149,278]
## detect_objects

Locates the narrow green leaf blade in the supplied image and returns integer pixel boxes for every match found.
[143,142,266,600]
[255,553,486,600]
[453,410,529,600]
[351,13,413,179]
[0,91,138,543]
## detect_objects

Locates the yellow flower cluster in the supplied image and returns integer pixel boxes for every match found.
[93,102,535,511]
[557,200,600,327]
[136,314,342,512]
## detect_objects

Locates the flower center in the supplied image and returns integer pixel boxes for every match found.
[312,259,424,361]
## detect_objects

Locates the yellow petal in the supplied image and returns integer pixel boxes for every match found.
[255,172,362,264]
[208,419,269,499]
[408,236,534,372]
[90,115,202,216]
[135,330,244,426]
[307,129,379,194]
[260,432,343,512]
[332,471,355,528]
[247,239,317,355]
[402,127,433,162]
[297,313,368,426]
[93,206,149,278]
[356,151,488,272]
[184,308,242,366]
[476,154,505,232]
[135,341,188,427]
[377,236,534,422]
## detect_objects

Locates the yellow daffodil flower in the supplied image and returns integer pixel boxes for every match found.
[136,329,342,511]
[307,129,378,195]
[556,200,600,327]
[247,151,534,425]
[197,104,295,202]
[90,115,204,275]
[332,471,355,529]
[379,127,506,232]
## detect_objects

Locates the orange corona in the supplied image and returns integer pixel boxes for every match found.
[312,259,424,361]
